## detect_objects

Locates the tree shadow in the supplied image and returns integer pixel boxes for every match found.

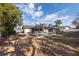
[0,35,38,56]
[31,45,35,56]
[39,38,79,56]
[0,47,9,56]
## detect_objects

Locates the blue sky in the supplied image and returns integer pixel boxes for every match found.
[15,3,79,26]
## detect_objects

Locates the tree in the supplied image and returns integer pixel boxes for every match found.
[72,12,79,29]
[0,4,22,35]
[48,24,53,28]
[72,19,79,29]
[54,20,62,28]
[54,20,62,34]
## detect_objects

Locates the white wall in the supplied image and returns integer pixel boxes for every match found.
[24,29,32,34]
[43,29,48,33]
[61,29,79,32]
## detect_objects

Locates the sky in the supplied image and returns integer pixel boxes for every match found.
[15,3,79,26]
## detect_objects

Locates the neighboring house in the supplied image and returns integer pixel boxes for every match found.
[23,25,33,34]
[15,24,62,35]
[68,29,79,32]
[70,25,76,29]
[60,26,79,32]
[15,24,79,35]
[62,29,79,32]
[32,24,48,33]
[48,26,58,31]
[62,26,71,29]
[60,26,71,32]
[23,24,57,33]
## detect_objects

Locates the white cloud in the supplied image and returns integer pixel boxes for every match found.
[35,11,43,17]
[44,14,59,21]
[55,9,68,15]
[59,16,70,20]
[60,16,75,26]
[37,10,74,26]
[38,6,42,11]
[15,4,73,26]
[28,3,35,9]
[34,13,59,25]
[22,3,44,19]
[23,3,35,16]
[41,9,69,22]
[25,7,34,16]
[23,19,35,25]
[15,3,26,10]
[39,9,68,22]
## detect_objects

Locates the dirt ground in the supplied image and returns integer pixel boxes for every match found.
[32,38,79,56]
[0,35,79,56]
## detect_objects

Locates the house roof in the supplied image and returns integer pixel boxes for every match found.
[61,26,71,29]
[23,24,59,29]
[23,25,34,29]
[34,24,48,29]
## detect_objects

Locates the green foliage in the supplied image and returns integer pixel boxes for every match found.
[55,20,62,28]
[0,3,22,35]
[72,12,79,29]
[72,19,79,29]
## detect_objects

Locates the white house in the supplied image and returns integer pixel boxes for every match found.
[23,25,33,34]
[32,24,49,33]
[60,26,71,32]
[60,26,79,32]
